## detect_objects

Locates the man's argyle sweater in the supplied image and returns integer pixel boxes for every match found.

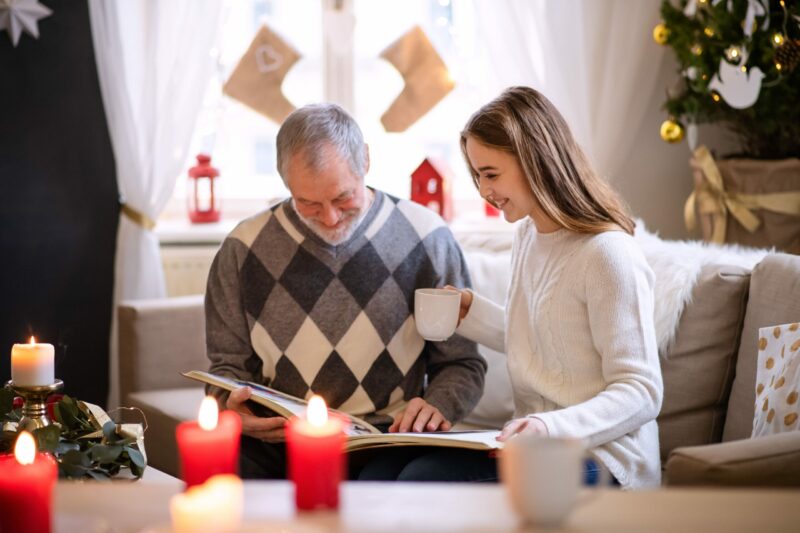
[206,190,486,425]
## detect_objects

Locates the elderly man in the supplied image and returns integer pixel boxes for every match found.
[205,103,485,479]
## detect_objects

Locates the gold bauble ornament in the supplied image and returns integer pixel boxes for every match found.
[660,119,684,143]
[653,23,669,45]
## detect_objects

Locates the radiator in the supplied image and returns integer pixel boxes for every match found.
[160,245,218,297]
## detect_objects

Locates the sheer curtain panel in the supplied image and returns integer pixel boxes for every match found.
[88,0,222,407]
[471,0,665,181]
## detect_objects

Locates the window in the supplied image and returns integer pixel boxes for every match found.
[164,0,493,222]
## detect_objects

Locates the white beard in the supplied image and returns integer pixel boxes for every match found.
[295,206,366,245]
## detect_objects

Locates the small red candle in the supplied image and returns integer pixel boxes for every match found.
[176,396,242,488]
[286,395,346,511]
[0,432,58,533]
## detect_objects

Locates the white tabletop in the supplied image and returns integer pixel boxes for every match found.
[54,479,800,533]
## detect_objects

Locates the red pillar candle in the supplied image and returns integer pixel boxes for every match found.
[0,432,58,533]
[176,396,242,488]
[286,395,347,511]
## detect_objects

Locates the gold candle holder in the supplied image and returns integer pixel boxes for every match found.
[5,380,64,432]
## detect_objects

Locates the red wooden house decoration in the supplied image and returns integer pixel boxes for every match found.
[411,158,453,221]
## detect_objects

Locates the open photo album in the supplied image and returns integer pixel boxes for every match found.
[182,370,502,452]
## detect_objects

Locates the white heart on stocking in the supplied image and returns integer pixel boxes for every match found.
[256,44,283,73]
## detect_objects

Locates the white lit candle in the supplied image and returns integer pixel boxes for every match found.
[11,337,54,386]
[170,474,243,533]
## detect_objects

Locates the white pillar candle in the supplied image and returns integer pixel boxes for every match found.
[11,337,54,386]
[170,474,243,533]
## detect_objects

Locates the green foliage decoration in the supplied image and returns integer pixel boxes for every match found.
[659,0,800,158]
[0,388,146,480]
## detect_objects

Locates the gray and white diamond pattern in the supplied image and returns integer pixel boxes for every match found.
[241,194,461,413]
[370,208,424,273]
[307,278,363,346]
[258,284,308,352]
[249,213,301,280]
[386,316,425,375]
[335,311,386,381]
[250,320,282,382]
[283,317,335,386]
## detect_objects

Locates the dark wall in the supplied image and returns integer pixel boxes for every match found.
[0,0,118,406]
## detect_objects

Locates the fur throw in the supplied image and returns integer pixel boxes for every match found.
[633,221,769,355]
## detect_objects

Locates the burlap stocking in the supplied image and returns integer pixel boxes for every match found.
[223,25,301,124]
[379,26,455,133]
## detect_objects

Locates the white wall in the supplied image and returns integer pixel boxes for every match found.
[613,52,694,240]
[613,52,737,240]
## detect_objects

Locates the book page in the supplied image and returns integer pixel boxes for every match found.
[182,370,379,435]
[345,430,503,452]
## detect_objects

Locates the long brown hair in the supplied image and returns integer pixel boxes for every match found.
[460,86,634,235]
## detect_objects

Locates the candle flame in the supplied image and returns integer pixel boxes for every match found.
[198,396,219,431]
[15,431,36,465]
[307,395,328,427]
[29,336,36,344]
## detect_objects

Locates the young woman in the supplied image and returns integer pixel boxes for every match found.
[451,86,663,489]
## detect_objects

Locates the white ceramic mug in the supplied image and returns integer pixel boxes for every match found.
[499,435,586,527]
[414,288,461,341]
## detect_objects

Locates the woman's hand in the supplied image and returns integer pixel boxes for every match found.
[496,417,549,442]
[443,285,473,325]
[226,386,287,442]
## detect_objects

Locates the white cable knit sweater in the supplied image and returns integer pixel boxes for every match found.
[457,220,663,489]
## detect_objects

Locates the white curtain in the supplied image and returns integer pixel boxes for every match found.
[471,0,665,181]
[88,0,222,407]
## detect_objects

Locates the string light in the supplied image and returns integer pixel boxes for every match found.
[776,62,783,71]
[772,33,785,47]
[711,91,721,102]
[725,45,741,62]
[704,27,715,37]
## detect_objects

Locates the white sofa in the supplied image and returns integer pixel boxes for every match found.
[120,228,800,484]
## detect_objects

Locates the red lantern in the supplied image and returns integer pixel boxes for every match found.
[187,154,221,224]
[411,158,453,221]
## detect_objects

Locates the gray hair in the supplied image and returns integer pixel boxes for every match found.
[276,103,367,183]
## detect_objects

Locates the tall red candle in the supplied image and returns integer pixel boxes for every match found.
[176,396,242,488]
[286,395,346,511]
[0,432,58,533]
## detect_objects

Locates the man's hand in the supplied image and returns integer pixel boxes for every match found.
[226,386,286,443]
[496,417,548,442]
[389,397,452,433]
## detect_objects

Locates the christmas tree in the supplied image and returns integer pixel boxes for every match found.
[656,0,800,158]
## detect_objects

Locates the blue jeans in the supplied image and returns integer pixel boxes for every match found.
[583,458,621,486]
